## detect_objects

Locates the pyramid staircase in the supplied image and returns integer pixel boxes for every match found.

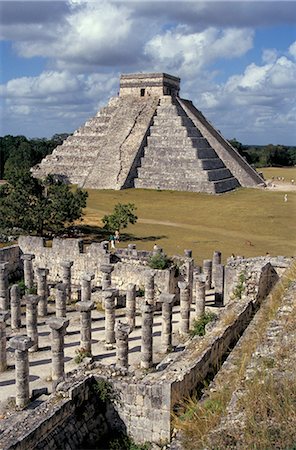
[134,96,240,193]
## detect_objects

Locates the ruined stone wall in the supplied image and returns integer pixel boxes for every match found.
[0,376,110,450]
[224,256,291,304]
[0,245,22,279]
[18,236,179,295]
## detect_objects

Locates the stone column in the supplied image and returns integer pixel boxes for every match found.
[203,259,212,291]
[55,283,67,318]
[126,283,136,331]
[61,261,73,304]
[0,262,9,311]
[183,256,194,304]
[159,293,175,353]
[212,251,222,289]
[10,284,21,330]
[214,264,224,304]
[104,289,117,348]
[144,270,155,306]
[48,318,69,381]
[21,254,35,289]
[128,243,136,256]
[0,311,10,372]
[81,273,95,302]
[195,276,206,320]
[178,281,190,335]
[100,264,114,290]
[36,268,49,316]
[76,301,94,354]
[115,321,129,369]
[25,295,40,352]
[184,249,192,258]
[140,302,154,369]
[9,335,34,408]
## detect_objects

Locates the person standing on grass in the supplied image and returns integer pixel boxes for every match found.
[109,234,115,249]
[115,230,120,244]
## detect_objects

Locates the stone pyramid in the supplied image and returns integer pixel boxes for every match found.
[32,73,264,193]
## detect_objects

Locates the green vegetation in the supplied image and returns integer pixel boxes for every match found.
[74,347,91,364]
[109,435,151,450]
[148,252,171,270]
[102,202,137,232]
[229,139,296,168]
[232,271,246,300]
[0,168,87,236]
[190,312,217,337]
[93,379,116,403]
[0,134,69,179]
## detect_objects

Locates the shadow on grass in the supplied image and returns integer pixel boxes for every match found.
[71,225,167,244]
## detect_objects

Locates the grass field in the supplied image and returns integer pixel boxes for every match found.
[83,180,296,264]
[261,166,296,181]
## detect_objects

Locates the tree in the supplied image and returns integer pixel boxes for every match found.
[0,169,88,236]
[102,203,137,232]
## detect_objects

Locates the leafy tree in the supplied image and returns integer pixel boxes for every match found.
[0,169,87,236]
[102,203,137,232]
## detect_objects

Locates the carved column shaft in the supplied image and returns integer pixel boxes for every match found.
[81,273,94,302]
[126,283,136,331]
[160,293,175,353]
[10,336,34,409]
[101,264,114,291]
[61,261,73,304]
[25,295,40,352]
[115,321,129,369]
[10,285,21,330]
[178,281,190,335]
[0,263,9,311]
[212,251,222,290]
[203,259,212,290]
[144,271,155,306]
[195,277,206,320]
[104,290,117,346]
[48,318,69,381]
[55,283,67,318]
[141,302,153,369]
[21,254,35,290]
[0,312,10,372]
[36,268,49,316]
[76,301,93,354]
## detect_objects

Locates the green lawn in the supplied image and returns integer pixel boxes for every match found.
[84,184,296,264]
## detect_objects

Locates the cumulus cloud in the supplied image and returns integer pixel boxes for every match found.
[145,26,254,77]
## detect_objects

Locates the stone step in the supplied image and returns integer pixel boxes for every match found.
[149,126,202,138]
[207,168,233,182]
[214,177,240,193]
[153,116,195,127]
[156,107,187,117]
[147,135,211,148]
[136,167,209,182]
[142,147,218,159]
[201,158,225,170]
[135,178,215,193]
[64,135,104,145]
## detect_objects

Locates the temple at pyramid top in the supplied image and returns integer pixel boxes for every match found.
[32,72,264,193]
[119,73,180,97]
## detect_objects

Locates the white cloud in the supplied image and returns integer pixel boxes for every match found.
[145,26,254,77]
[288,41,296,59]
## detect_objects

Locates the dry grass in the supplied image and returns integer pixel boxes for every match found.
[261,166,296,181]
[173,263,296,450]
[83,183,296,264]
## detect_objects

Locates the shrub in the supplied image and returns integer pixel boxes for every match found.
[190,312,217,337]
[74,347,91,364]
[148,253,171,270]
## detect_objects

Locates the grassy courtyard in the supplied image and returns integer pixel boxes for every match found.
[83,178,295,264]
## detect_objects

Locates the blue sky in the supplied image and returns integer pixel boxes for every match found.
[0,1,296,145]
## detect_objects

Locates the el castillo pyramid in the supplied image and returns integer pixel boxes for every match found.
[32,73,264,193]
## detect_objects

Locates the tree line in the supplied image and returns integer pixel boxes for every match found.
[229,139,296,168]
[0,134,69,179]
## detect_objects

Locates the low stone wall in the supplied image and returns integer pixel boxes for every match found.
[224,256,291,304]
[0,375,113,450]
[0,245,22,279]
[18,236,180,296]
